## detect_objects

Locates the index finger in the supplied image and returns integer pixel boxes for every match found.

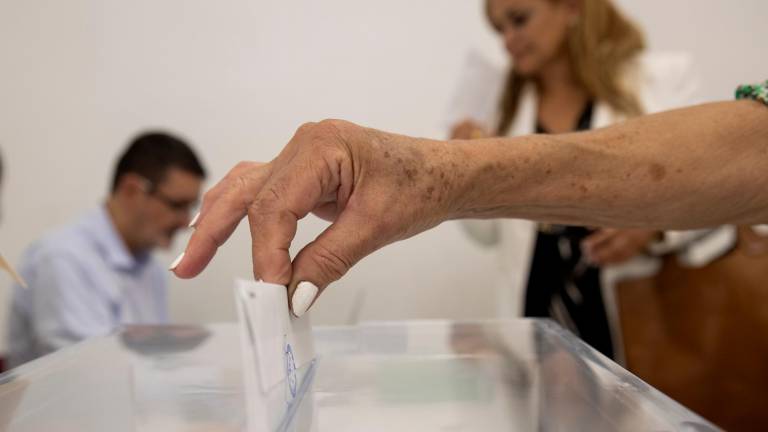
[172,166,271,278]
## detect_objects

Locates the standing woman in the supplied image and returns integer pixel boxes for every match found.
[453,0,728,359]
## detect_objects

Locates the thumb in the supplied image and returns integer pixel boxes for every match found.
[287,214,377,317]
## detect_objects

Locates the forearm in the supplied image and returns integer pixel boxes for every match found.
[451,101,768,229]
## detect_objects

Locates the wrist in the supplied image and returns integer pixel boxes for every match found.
[445,136,551,220]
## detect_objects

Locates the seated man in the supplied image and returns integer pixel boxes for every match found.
[6,131,205,367]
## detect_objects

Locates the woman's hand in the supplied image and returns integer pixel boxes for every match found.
[581,228,660,266]
[450,118,488,140]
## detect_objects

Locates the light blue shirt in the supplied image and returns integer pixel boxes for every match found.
[6,206,168,367]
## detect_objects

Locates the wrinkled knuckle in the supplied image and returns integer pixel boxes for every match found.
[234,173,250,195]
[316,118,347,134]
[309,244,350,283]
[296,122,318,136]
[269,185,280,201]
[248,191,280,218]
[234,160,252,171]
[315,120,350,144]
[297,120,349,159]
[232,174,259,210]
[263,184,285,206]
[264,179,288,203]
[226,161,253,182]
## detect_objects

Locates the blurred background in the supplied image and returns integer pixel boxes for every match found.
[3,0,766,332]
[0,0,767,427]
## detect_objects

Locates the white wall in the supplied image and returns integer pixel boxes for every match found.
[0,0,766,346]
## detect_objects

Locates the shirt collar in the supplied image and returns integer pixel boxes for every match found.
[86,205,150,271]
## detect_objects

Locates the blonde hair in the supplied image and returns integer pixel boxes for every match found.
[491,0,646,135]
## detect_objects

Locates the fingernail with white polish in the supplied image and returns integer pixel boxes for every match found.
[189,212,200,228]
[169,252,185,271]
[292,281,318,317]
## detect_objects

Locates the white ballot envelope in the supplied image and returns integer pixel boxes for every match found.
[442,48,505,133]
[235,279,316,432]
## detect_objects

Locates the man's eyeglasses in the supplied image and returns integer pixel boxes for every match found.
[141,179,198,215]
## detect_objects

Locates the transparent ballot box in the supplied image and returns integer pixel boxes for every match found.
[0,319,720,431]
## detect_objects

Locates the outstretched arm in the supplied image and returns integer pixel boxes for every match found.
[171,100,768,316]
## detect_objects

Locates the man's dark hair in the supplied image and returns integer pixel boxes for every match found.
[111,131,206,192]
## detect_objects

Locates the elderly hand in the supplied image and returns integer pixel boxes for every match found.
[171,120,470,316]
[450,119,488,140]
[580,228,660,266]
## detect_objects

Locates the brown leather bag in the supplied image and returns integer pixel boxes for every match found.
[618,227,768,432]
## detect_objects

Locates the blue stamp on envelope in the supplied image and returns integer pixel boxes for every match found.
[285,342,297,399]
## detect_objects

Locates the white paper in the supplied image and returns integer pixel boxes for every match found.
[442,48,506,133]
[235,279,316,431]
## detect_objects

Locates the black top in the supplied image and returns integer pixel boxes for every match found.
[534,101,595,134]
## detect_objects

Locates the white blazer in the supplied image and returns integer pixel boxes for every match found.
[461,52,737,361]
